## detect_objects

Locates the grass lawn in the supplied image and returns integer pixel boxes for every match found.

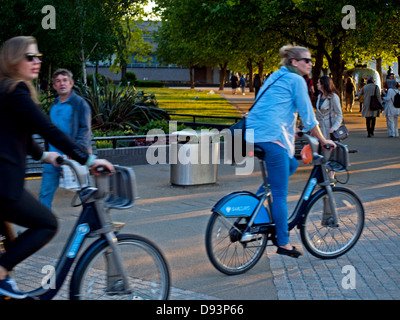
[137,87,241,124]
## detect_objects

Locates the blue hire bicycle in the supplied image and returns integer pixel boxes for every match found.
[0,158,170,300]
[205,134,364,275]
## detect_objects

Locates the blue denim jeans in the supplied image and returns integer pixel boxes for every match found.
[256,142,298,246]
[39,164,61,210]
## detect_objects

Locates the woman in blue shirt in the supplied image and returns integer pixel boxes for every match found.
[246,45,336,258]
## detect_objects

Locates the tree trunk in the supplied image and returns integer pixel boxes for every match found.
[257,59,264,80]
[82,55,87,85]
[312,50,323,92]
[328,47,345,104]
[219,62,228,91]
[247,58,254,92]
[312,37,326,92]
[48,63,52,86]
[121,63,127,82]
[189,66,195,89]
[376,57,383,88]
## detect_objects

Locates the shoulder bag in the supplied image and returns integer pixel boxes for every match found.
[369,85,383,111]
[228,74,285,162]
[329,98,349,141]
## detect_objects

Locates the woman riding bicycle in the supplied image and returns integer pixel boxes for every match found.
[0,36,114,299]
[245,45,336,258]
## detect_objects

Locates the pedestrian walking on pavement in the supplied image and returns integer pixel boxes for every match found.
[239,75,246,95]
[345,75,356,112]
[230,73,238,94]
[383,82,400,137]
[357,78,366,112]
[360,77,382,137]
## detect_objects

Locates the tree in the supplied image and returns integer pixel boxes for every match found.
[154,18,200,88]
[154,0,218,88]
[0,0,150,84]
[108,0,155,82]
[111,19,154,82]
[257,1,395,94]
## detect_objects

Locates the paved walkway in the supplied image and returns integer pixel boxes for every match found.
[11,89,400,300]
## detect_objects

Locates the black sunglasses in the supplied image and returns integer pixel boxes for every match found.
[296,58,313,64]
[25,53,43,62]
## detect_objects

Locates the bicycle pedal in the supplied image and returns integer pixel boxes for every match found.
[112,222,126,230]
[106,280,132,296]
[321,223,340,228]
[240,232,256,242]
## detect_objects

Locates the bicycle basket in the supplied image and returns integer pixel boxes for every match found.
[105,165,137,209]
[327,142,349,172]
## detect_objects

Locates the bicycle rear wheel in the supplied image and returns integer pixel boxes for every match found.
[300,187,364,259]
[205,212,268,275]
[70,234,170,300]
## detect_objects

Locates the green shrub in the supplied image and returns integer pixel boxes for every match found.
[136,120,186,135]
[126,71,137,82]
[95,140,113,149]
[74,75,170,132]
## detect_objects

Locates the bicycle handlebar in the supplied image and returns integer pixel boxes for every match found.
[298,131,332,151]
[56,156,111,174]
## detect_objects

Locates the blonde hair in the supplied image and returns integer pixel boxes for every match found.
[279,44,310,67]
[0,36,39,103]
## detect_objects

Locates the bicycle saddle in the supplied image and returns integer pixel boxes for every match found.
[253,146,265,159]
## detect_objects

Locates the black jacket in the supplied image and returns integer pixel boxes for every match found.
[0,82,89,200]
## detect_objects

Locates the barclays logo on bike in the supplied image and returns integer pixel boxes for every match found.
[225,206,251,213]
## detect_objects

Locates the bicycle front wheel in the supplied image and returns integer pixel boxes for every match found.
[300,187,364,259]
[205,212,268,275]
[70,234,170,300]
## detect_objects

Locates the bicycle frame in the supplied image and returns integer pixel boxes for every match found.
[27,199,106,300]
[259,138,339,231]
[212,134,339,238]
[1,161,135,300]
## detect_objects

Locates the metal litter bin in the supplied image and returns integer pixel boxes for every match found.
[170,130,219,185]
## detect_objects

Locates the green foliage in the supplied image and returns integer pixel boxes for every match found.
[86,73,113,86]
[126,71,138,82]
[120,71,138,86]
[136,119,186,135]
[110,16,154,79]
[39,91,57,115]
[74,75,170,131]
[0,0,151,83]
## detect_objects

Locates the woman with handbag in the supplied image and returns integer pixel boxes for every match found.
[315,76,343,180]
[360,77,382,137]
[315,76,343,140]
[246,45,336,258]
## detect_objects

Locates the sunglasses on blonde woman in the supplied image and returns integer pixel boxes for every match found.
[296,58,313,64]
[24,53,43,62]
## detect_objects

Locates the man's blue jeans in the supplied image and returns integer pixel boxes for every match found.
[256,142,298,246]
[39,164,61,210]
